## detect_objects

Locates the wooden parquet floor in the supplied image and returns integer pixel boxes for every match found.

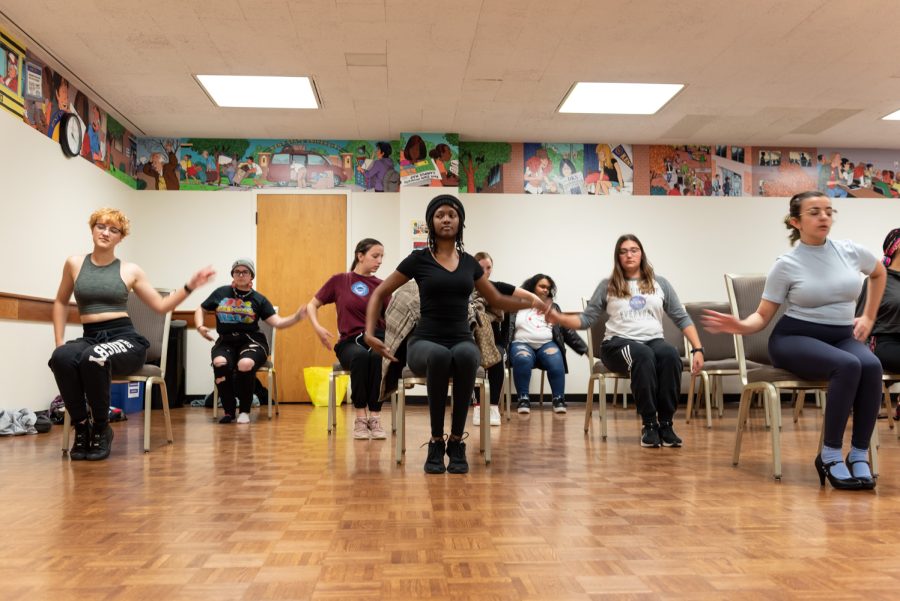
[3,401,900,601]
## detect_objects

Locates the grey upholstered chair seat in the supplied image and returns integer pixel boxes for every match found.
[401,366,487,380]
[746,365,826,385]
[702,359,760,372]
[117,365,162,379]
[591,361,628,376]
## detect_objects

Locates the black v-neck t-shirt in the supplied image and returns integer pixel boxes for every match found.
[397,249,484,345]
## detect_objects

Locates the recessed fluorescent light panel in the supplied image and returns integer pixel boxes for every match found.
[196,75,319,109]
[882,109,900,120]
[558,82,684,115]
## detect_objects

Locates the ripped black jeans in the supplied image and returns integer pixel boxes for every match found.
[211,332,269,416]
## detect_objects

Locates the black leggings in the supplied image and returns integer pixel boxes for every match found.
[769,316,882,450]
[49,317,150,425]
[335,333,383,412]
[212,333,268,416]
[872,333,900,373]
[407,337,480,438]
[599,337,682,423]
[485,346,506,406]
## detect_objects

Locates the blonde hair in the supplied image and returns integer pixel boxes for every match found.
[89,208,131,237]
[595,144,614,169]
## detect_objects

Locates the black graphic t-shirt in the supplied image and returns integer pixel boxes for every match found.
[201,286,276,337]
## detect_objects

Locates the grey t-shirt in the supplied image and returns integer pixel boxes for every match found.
[762,239,878,325]
[580,276,693,341]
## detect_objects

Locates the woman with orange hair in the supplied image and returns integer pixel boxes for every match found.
[49,208,214,461]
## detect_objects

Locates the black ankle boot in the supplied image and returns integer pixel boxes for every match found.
[424,438,446,474]
[70,421,92,460]
[446,436,469,474]
[86,423,114,461]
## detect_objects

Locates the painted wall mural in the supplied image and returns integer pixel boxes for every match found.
[6,29,900,199]
[7,25,140,189]
[0,27,25,119]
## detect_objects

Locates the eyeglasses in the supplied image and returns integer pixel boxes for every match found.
[94,223,122,235]
[618,248,641,256]
[804,207,837,217]
[232,270,252,277]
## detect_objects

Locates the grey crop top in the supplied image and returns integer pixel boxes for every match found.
[73,256,129,315]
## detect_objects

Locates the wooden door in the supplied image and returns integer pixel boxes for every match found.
[257,194,346,402]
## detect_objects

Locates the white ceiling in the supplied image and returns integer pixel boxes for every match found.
[4,0,900,147]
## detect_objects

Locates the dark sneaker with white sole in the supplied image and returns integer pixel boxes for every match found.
[658,422,683,447]
[641,423,661,448]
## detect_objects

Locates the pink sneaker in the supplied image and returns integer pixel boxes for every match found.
[353,417,370,439]
[368,416,387,439]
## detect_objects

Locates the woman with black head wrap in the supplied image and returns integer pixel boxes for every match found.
[364,194,543,474]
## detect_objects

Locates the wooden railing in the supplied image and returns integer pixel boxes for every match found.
[0,291,207,326]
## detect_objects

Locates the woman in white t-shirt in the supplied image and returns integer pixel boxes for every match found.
[509,273,586,415]
[703,191,886,490]
[545,235,704,449]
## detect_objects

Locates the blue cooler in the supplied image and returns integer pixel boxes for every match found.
[110,381,145,414]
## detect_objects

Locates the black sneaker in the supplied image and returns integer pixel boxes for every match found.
[658,422,683,447]
[86,423,114,461]
[552,398,567,414]
[70,421,91,460]
[517,399,531,414]
[218,413,235,424]
[423,438,447,474]
[641,423,661,448]
[446,435,469,474]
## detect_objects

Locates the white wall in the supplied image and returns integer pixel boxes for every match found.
[0,115,138,411]
[5,113,899,410]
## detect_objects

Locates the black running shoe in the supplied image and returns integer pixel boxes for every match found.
[641,423,661,448]
[70,421,91,460]
[446,435,469,474]
[658,421,683,447]
[552,398,567,414]
[517,399,531,414]
[424,438,447,474]
[86,423,114,461]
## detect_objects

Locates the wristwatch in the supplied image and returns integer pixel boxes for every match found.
[690,347,705,355]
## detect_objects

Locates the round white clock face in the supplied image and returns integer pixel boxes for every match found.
[66,119,81,149]
[60,113,83,157]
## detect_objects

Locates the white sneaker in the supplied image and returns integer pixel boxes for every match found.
[236,412,250,424]
[489,405,501,426]
[472,405,481,426]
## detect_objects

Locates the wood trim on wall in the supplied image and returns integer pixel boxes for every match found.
[0,291,209,327]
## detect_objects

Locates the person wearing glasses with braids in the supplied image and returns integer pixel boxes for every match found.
[365,194,543,474]
[50,208,215,461]
[704,191,886,490]
[195,259,307,425]
[544,234,703,449]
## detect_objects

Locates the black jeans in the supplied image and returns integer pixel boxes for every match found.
[407,337,480,438]
[335,333,384,412]
[872,333,900,373]
[212,332,269,416]
[49,317,150,425]
[600,336,682,423]
[770,316,882,450]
